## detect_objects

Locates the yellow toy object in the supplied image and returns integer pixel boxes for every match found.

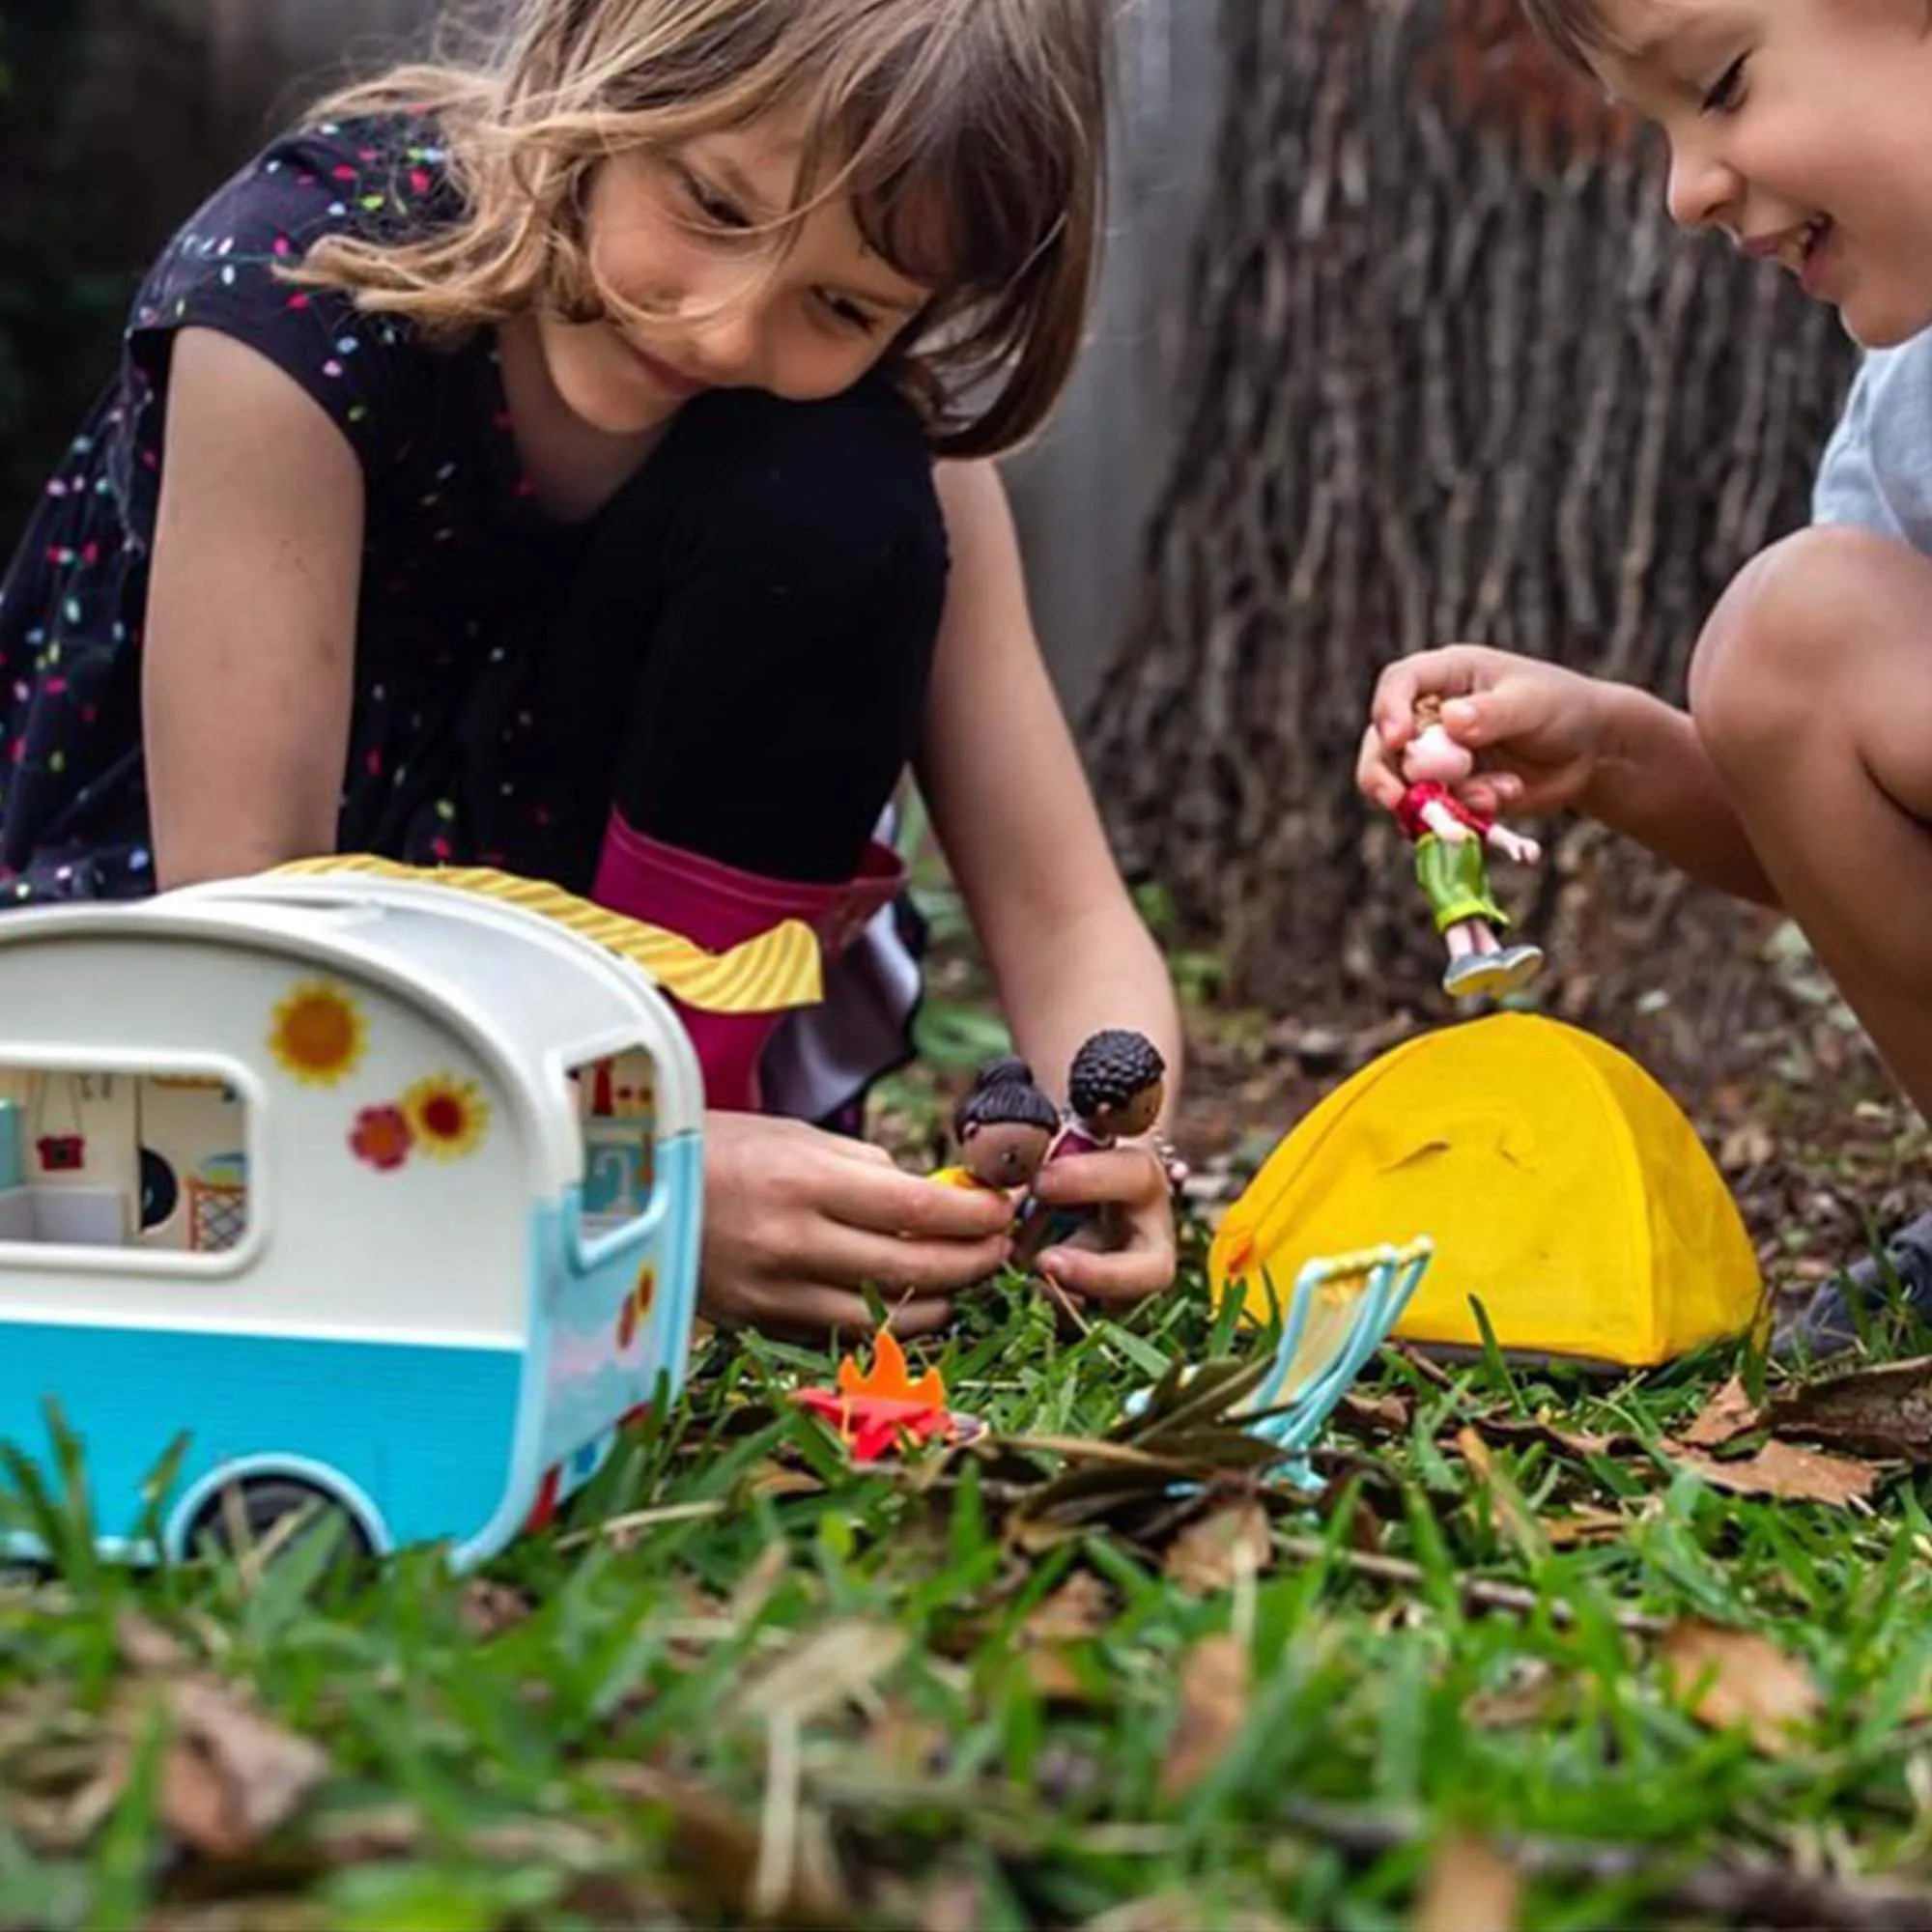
[1208,1013,1762,1370]
[273,857,822,1014]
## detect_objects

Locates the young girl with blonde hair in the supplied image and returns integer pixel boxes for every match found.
[0,0,1181,1338]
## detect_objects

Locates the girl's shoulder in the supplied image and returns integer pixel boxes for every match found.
[128,112,464,474]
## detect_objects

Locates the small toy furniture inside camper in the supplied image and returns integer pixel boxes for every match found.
[0,871,706,1569]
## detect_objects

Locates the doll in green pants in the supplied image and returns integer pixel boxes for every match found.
[1391,696,1545,999]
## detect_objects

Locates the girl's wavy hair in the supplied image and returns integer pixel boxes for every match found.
[297,0,1111,458]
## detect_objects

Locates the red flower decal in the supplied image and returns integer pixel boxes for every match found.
[351,1104,413,1172]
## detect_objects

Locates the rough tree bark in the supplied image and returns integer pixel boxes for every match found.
[1087,0,1860,1059]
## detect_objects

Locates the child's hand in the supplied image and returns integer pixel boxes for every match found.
[1027,1144,1178,1305]
[1358,645,1611,818]
[699,1112,1015,1341]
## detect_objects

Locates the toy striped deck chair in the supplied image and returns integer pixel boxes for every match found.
[1228,1237,1435,1489]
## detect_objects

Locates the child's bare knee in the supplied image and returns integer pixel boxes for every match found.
[1690,526,1894,774]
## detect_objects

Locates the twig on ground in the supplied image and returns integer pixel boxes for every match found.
[1271,1535,1666,1634]
[1281,1801,1932,1932]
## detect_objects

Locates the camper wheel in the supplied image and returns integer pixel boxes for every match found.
[185,1476,376,1568]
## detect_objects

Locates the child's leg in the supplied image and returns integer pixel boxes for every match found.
[1689,526,1932,1121]
[542,377,946,1109]
[550,375,945,887]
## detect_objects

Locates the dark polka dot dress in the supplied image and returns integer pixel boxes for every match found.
[0,116,602,905]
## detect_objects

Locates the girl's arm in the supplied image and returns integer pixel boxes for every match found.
[916,459,1180,1113]
[916,461,1180,1304]
[143,327,366,888]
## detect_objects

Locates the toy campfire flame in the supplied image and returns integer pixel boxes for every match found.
[838,1327,945,1410]
[794,1327,982,1463]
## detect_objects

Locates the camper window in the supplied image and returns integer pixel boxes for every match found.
[0,1065,252,1259]
[569,1050,657,1239]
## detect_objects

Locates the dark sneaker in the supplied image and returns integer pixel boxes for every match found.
[1773,1209,1932,1360]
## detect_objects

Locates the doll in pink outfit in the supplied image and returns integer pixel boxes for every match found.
[1393,696,1545,999]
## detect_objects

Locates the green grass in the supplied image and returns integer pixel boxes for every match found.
[6,1243,1932,1932]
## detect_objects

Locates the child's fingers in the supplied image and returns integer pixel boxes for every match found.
[1026,1146,1166,1209]
[1369,645,1489,747]
[1440,676,1552,752]
[829,1163,1016,1241]
[1355,722,1407,810]
[1036,1243,1174,1304]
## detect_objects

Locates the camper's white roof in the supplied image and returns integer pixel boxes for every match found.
[0,875,705,1136]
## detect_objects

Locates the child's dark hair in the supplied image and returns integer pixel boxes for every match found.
[1067,1030,1166,1118]
[955,1056,1061,1136]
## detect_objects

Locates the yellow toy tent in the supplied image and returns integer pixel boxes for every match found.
[1208,1014,1762,1369]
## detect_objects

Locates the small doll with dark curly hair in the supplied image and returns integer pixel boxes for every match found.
[1011,1028,1169,1266]
[928,1055,1061,1195]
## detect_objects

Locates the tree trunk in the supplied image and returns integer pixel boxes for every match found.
[1087,0,1859,1061]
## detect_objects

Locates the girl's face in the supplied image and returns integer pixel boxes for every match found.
[1586,0,1932,346]
[537,109,935,436]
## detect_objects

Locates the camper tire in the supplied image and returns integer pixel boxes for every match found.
[185,1476,377,1569]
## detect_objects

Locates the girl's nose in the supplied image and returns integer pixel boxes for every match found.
[1665,142,1742,233]
[689,300,766,384]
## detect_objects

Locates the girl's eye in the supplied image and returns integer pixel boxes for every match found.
[1701,55,1747,113]
[818,292,882,334]
[677,165,751,231]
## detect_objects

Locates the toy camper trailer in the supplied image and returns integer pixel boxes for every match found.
[0,870,705,1569]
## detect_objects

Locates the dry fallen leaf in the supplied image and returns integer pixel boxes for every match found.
[1539,1507,1631,1549]
[457,1579,532,1639]
[1017,1572,1112,1701]
[736,1620,907,1724]
[1163,1502,1273,1595]
[1670,1439,1880,1508]
[594,1760,851,1925]
[1766,1357,1932,1463]
[1682,1376,1764,1448]
[1719,1121,1776,1174]
[157,1677,329,1859]
[1416,1832,1521,1932]
[1456,1429,1546,1562]
[1463,1662,1571,1730]
[1160,1633,1249,1801]
[917,1871,987,1932]
[1658,1619,1821,1757]
[1334,1391,1414,1436]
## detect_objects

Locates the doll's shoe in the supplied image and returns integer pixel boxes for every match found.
[1492,944,1545,994]
[1442,953,1511,999]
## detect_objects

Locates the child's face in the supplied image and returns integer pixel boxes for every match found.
[538,106,935,436]
[1584,0,1932,347]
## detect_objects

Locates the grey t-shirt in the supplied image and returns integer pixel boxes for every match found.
[1812,332,1932,544]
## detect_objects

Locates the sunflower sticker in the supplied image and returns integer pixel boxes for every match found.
[269,980,368,1087]
[401,1073,491,1161]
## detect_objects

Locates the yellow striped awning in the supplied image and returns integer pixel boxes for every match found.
[270,857,823,1014]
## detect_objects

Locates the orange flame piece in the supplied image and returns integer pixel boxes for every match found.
[834,1326,947,1412]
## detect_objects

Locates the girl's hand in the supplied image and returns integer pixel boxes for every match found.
[1027,1144,1179,1305]
[1358,645,1613,819]
[699,1112,1015,1342]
